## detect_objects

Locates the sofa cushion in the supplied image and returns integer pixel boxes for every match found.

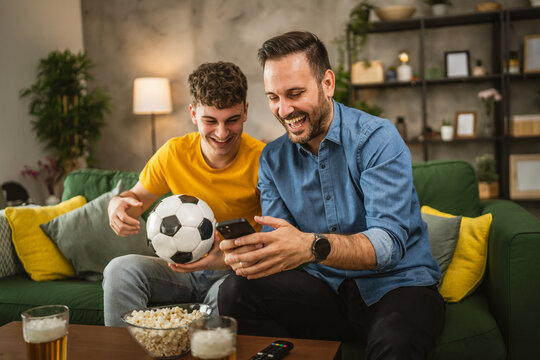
[5,196,87,281]
[0,211,24,278]
[41,180,154,281]
[423,206,492,303]
[413,160,481,217]
[62,169,140,202]
[421,212,461,283]
[339,292,506,360]
[62,168,166,221]
[0,274,104,326]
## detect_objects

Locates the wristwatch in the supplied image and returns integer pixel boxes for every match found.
[311,233,331,263]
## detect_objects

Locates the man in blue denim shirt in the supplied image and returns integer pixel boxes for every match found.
[219,31,445,359]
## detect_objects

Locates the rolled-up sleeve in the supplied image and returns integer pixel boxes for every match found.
[358,125,413,270]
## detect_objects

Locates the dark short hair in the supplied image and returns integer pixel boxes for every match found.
[188,62,247,109]
[257,31,331,82]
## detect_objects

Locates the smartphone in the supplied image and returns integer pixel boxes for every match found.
[216,218,256,239]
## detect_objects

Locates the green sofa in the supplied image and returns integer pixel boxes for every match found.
[1,160,539,359]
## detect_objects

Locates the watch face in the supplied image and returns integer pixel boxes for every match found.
[314,234,331,261]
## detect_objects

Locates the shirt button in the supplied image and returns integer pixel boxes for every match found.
[321,163,326,169]
[331,227,337,232]
[325,195,331,200]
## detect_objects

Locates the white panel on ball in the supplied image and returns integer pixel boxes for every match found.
[146,212,162,239]
[154,196,182,219]
[196,198,214,220]
[176,203,205,227]
[191,239,214,262]
[151,233,177,259]
[173,227,202,252]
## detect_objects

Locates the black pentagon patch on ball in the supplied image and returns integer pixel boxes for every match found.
[160,215,181,236]
[171,251,193,264]
[198,218,213,240]
[179,195,199,204]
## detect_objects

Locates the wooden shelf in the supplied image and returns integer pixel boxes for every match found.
[346,6,540,199]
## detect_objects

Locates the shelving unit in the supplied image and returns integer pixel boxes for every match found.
[346,6,540,200]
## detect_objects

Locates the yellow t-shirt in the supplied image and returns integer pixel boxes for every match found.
[139,132,265,231]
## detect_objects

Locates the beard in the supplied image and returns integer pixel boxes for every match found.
[276,87,332,145]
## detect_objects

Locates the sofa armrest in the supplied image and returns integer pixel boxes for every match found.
[480,199,540,360]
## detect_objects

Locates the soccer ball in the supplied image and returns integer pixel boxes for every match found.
[146,194,215,264]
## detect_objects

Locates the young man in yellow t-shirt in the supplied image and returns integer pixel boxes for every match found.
[103,62,265,326]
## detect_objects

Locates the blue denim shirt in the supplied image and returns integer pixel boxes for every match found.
[257,100,440,306]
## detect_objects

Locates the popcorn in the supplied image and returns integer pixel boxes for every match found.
[123,306,204,357]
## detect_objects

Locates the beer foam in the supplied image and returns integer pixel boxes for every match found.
[191,327,235,359]
[23,317,66,344]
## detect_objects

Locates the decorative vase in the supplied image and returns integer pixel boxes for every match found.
[473,65,486,76]
[441,125,454,141]
[483,112,494,137]
[397,63,412,82]
[432,4,449,16]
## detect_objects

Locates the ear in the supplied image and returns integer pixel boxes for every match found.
[321,69,335,98]
[242,102,249,122]
[189,104,197,125]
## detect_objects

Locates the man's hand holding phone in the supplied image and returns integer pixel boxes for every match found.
[217,218,262,272]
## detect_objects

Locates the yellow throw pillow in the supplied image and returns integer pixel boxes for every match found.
[422,205,492,303]
[5,196,87,281]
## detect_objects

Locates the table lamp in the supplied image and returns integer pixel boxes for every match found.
[397,50,412,82]
[133,77,173,153]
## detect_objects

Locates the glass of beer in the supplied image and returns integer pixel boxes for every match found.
[189,315,237,360]
[21,305,69,360]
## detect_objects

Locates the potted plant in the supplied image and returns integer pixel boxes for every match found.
[354,100,383,117]
[440,118,453,141]
[332,1,375,105]
[347,0,375,62]
[20,50,112,179]
[472,59,486,76]
[476,154,499,199]
[424,0,452,16]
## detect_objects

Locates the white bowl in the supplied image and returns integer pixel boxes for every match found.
[122,303,212,359]
[375,5,416,21]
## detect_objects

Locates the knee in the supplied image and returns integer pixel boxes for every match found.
[103,255,147,290]
[217,275,249,316]
[367,314,429,359]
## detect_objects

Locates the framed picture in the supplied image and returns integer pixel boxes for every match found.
[524,34,540,73]
[510,154,540,199]
[445,51,470,78]
[454,111,477,138]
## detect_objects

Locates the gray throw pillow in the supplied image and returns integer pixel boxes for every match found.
[40,180,154,281]
[0,211,24,278]
[421,212,462,285]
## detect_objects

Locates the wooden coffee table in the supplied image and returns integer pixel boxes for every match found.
[0,321,341,359]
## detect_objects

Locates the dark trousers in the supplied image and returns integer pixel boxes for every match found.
[218,270,445,360]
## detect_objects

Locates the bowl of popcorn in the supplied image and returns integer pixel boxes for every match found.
[121,303,212,359]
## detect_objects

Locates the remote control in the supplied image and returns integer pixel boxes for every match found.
[248,340,294,360]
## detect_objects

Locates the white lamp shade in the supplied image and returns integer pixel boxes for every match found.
[133,77,173,114]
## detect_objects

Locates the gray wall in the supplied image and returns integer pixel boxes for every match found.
[81,0,361,171]
[81,0,534,172]
[0,0,84,204]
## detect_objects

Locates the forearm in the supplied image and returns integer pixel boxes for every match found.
[113,190,145,218]
[322,232,377,270]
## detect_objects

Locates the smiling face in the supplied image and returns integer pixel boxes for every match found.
[263,52,335,154]
[190,102,248,169]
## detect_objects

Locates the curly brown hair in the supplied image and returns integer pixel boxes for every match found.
[188,62,247,109]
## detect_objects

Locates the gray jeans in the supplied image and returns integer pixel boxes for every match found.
[102,254,230,326]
